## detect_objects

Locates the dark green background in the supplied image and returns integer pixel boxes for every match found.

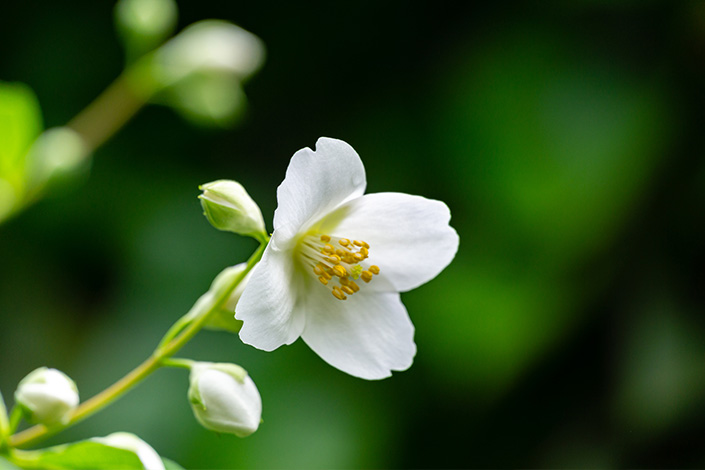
[2,1,705,468]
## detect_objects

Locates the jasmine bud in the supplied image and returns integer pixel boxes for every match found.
[188,362,262,437]
[14,367,79,425]
[199,180,266,240]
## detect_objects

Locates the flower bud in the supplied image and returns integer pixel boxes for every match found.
[14,367,79,425]
[154,20,264,84]
[93,432,165,470]
[188,362,262,437]
[25,127,89,191]
[199,180,266,239]
[115,0,178,61]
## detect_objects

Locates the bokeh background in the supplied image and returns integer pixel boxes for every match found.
[2,1,705,468]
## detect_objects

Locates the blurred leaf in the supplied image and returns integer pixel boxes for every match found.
[0,81,43,220]
[0,81,43,176]
[0,457,21,470]
[614,290,705,437]
[413,262,576,399]
[33,441,145,469]
[436,27,671,268]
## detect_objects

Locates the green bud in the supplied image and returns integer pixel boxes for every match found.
[199,179,266,239]
[115,0,178,61]
[148,20,265,126]
[153,20,265,85]
[188,362,261,437]
[25,127,89,191]
[14,367,79,425]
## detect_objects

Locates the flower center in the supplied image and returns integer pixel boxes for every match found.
[297,233,380,300]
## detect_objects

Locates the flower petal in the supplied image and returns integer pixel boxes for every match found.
[236,237,305,350]
[300,287,416,380]
[272,137,366,244]
[320,192,459,292]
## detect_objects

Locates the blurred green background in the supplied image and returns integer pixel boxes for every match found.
[2,1,705,468]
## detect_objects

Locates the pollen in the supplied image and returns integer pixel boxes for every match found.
[298,231,380,301]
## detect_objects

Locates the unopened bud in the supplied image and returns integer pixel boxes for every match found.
[115,0,178,60]
[14,367,79,425]
[93,432,165,470]
[199,180,266,239]
[25,127,89,191]
[188,362,261,437]
[155,20,264,84]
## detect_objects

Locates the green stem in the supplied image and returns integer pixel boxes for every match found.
[160,358,195,370]
[66,59,158,155]
[8,240,267,449]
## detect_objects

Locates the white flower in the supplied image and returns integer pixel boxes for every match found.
[93,432,165,470]
[14,367,79,425]
[188,362,262,437]
[235,138,459,380]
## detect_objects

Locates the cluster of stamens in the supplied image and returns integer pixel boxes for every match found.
[299,233,380,300]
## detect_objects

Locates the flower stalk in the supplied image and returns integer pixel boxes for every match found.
[8,239,267,449]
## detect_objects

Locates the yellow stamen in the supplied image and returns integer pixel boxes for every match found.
[332,287,347,300]
[299,232,378,301]
[332,265,347,277]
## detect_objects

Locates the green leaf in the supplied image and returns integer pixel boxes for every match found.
[0,81,43,182]
[0,456,22,470]
[161,457,185,470]
[35,441,145,470]
[0,81,43,221]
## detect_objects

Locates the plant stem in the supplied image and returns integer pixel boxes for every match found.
[8,240,267,449]
[66,63,155,155]
[160,358,195,370]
